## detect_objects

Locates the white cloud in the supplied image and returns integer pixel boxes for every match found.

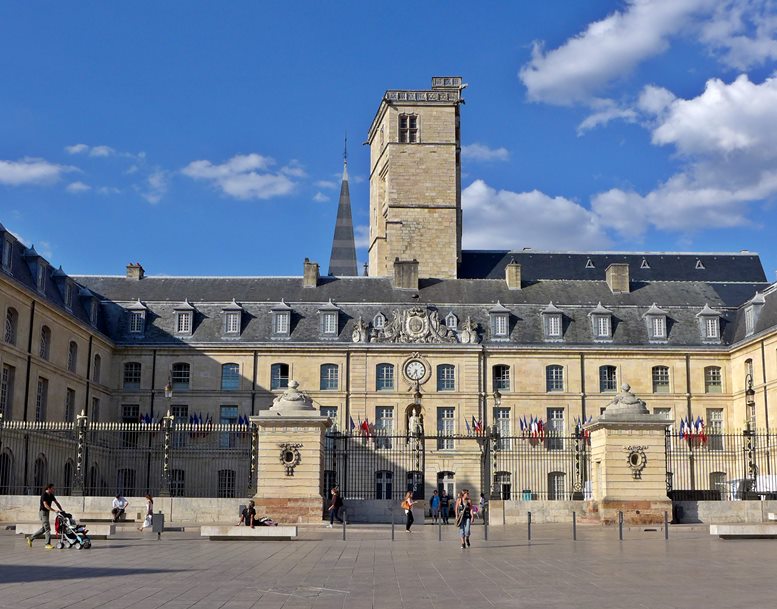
[519,0,710,105]
[181,153,296,200]
[354,225,370,249]
[98,186,121,195]
[90,145,115,157]
[461,143,510,162]
[313,192,330,203]
[281,160,307,178]
[65,144,89,155]
[699,0,777,69]
[140,170,168,204]
[577,100,638,134]
[462,180,610,250]
[66,181,91,193]
[315,180,338,190]
[0,158,74,186]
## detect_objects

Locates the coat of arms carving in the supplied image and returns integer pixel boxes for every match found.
[351,307,479,344]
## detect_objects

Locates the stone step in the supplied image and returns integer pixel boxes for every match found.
[201,525,297,540]
[710,523,777,539]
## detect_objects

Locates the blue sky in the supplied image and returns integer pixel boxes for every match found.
[2,1,777,280]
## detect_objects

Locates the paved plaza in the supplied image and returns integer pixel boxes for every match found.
[0,522,774,609]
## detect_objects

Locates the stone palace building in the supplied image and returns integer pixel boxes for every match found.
[1,77,776,513]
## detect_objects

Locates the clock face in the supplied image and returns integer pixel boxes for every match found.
[405,360,426,381]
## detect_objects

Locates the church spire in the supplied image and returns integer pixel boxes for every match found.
[328,136,358,276]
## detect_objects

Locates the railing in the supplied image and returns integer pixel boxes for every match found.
[0,418,256,498]
[666,429,777,500]
[323,430,591,502]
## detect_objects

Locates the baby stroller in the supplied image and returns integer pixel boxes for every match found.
[54,512,92,549]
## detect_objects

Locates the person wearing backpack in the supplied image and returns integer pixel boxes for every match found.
[401,491,415,532]
[327,487,344,528]
[439,489,450,524]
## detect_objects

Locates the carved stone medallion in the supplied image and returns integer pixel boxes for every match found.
[279,443,303,476]
[625,445,648,479]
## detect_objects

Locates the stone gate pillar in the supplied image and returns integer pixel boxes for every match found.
[585,384,673,525]
[250,380,331,524]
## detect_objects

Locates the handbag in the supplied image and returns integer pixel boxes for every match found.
[401,499,410,510]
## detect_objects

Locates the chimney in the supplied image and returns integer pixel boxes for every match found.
[126,262,144,280]
[393,258,419,290]
[605,263,630,293]
[303,258,320,288]
[505,260,522,290]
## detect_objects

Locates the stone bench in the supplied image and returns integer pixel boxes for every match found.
[15,522,115,539]
[767,512,777,521]
[710,524,777,539]
[200,525,297,540]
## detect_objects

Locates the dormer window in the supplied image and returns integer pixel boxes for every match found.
[174,299,195,336]
[127,299,147,335]
[589,302,613,340]
[271,299,292,338]
[1,237,12,272]
[64,282,74,311]
[643,303,669,341]
[489,301,510,339]
[222,299,243,336]
[541,302,564,341]
[445,312,458,329]
[373,313,386,330]
[696,303,721,342]
[745,307,754,334]
[318,300,340,337]
[744,292,765,336]
[399,113,419,143]
[89,300,99,326]
[36,263,47,293]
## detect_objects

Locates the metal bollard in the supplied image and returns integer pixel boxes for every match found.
[528,511,532,542]
[342,509,347,541]
[438,518,442,542]
[664,510,669,541]
[572,511,577,541]
[484,504,488,541]
[618,511,623,541]
[502,502,506,526]
[391,508,395,541]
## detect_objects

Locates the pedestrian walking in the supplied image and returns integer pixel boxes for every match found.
[327,487,344,527]
[440,489,450,524]
[26,483,62,549]
[402,491,415,532]
[430,489,441,524]
[137,495,153,532]
[479,492,487,522]
[455,489,473,548]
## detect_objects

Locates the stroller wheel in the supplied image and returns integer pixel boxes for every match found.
[56,542,64,550]
[83,540,92,549]
[75,542,83,550]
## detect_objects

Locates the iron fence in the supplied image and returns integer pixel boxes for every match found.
[0,418,256,498]
[666,429,777,500]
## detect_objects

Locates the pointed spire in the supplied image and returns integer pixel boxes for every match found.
[328,140,358,276]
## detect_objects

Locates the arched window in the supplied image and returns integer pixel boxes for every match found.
[406,471,424,499]
[373,313,386,330]
[548,471,566,500]
[0,450,14,494]
[710,471,728,500]
[436,364,455,391]
[171,363,190,390]
[123,362,142,389]
[546,365,564,392]
[67,341,78,373]
[599,365,617,392]
[652,366,670,393]
[495,471,512,500]
[493,365,510,391]
[39,326,51,360]
[375,470,393,500]
[33,454,48,491]
[93,354,101,384]
[376,363,394,391]
[271,363,289,390]
[4,307,18,345]
[320,364,339,390]
[221,363,240,390]
[704,366,722,393]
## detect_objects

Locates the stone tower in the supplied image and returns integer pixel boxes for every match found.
[327,145,358,276]
[366,76,466,279]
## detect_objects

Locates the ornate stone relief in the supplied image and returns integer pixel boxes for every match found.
[352,307,478,344]
[279,443,302,476]
[625,446,648,479]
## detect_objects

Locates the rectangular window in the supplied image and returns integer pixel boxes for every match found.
[705,317,719,339]
[596,316,610,337]
[36,265,46,292]
[35,377,48,421]
[322,312,337,335]
[705,367,722,393]
[221,364,241,391]
[375,407,394,450]
[1,240,11,270]
[437,407,455,450]
[64,388,75,422]
[122,404,140,422]
[707,408,724,451]
[129,312,145,334]
[652,367,670,393]
[376,364,394,391]
[546,408,564,450]
[91,397,100,423]
[493,366,510,391]
[220,405,239,448]
[172,404,189,448]
[546,315,561,337]
[123,362,141,389]
[654,407,672,419]
[320,365,339,390]
[224,312,240,334]
[271,364,289,390]
[599,366,617,392]
[176,312,192,334]
[437,365,455,391]
[493,407,511,450]
[399,114,418,143]
[745,308,754,334]
[64,283,73,310]
[651,316,666,338]
[546,366,564,392]
[274,312,289,334]
[0,364,15,418]
[493,315,508,337]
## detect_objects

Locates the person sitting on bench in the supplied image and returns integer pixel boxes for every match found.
[111,494,129,522]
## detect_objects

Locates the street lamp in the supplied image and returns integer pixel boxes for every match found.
[164,372,173,400]
[745,374,756,429]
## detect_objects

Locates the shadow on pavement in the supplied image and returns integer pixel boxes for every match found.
[0,565,186,584]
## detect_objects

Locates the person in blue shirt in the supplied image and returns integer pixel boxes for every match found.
[430,489,441,524]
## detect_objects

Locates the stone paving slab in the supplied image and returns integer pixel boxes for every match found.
[0,523,774,609]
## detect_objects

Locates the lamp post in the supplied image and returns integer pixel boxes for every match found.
[159,409,174,497]
[743,373,757,497]
[745,374,756,429]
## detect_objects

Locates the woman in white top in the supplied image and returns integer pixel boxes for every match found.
[138,495,153,532]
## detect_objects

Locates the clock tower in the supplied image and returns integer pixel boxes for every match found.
[366,76,466,280]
